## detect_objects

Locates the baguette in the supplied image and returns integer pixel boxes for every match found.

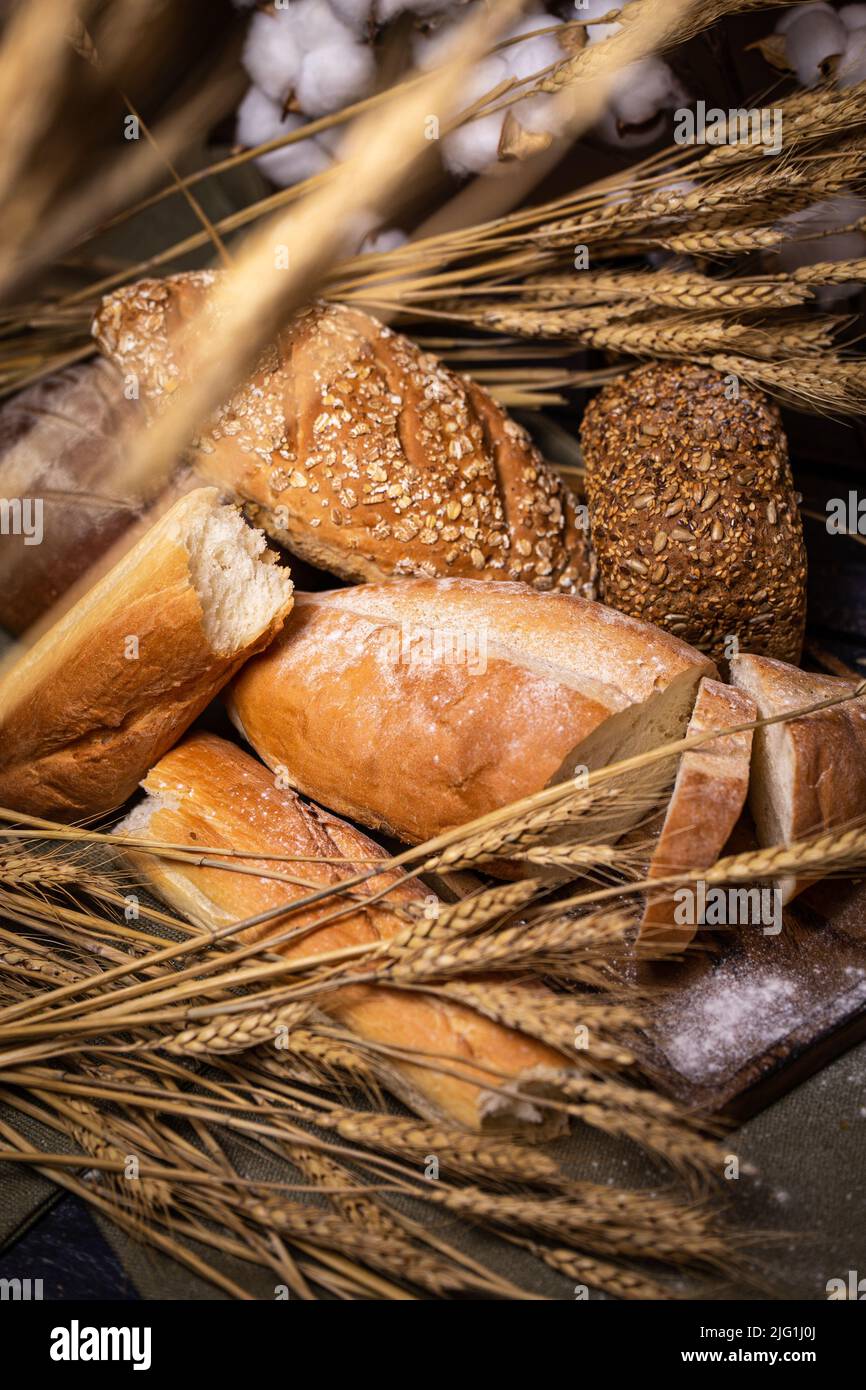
[227,578,717,848]
[0,360,148,635]
[92,273,593,594]
[638,678,755,951]
[0,488,293,821]
[729,654,866,903]
[580,363,806,665]
[116,733,568,1134]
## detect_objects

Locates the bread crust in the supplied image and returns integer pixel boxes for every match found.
[227,578,716,846]
[730,654,866,902]
[92,273,592,593]
[0,360,146,635]
[639,677,755,951]
[0,488,293,821]
[580,362,807,664]
[119,732,568,1134]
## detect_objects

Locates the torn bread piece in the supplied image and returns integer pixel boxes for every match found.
[730,654,866,904]
[227,578,717,850]
[115,733,568,1135]
[638,678,755,952]
[0,488,293,820]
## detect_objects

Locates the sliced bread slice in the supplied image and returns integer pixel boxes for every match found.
[638,678,756,951]
[729,654,866,903]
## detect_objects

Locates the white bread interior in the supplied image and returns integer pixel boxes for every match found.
[730,653,866,903]
[181,500,290,653]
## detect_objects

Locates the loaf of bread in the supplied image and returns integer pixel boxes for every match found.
[0,360,149,635]
[227,578,717,849]
[580,363,807,665]
[638,677,755,951]
[0,488,293,821]
[730,654,866,903]
[92,273,592,594]
[116,733,567,1133]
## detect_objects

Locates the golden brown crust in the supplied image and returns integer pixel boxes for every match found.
[92,273,592,593]
[0,489,293,821]
[227,578,716,847]
[580,363,807,665]
[730,654,866,902]
[638,678,755,951]
[121,732,567,1133]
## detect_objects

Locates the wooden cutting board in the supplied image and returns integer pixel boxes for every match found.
[635,872,866,1119]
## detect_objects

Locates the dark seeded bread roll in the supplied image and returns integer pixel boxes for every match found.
[580,363,807,665]
[92,272,593,594]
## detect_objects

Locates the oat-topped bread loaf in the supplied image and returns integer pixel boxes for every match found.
[93,272,592,594]
[228,578,716,849]
[580,363,806,665]
[730,654,866,904]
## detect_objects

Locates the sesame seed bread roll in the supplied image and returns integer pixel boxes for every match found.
[730,654,866,904]
[227,578,717,849]
[638,678,755,952]
[92,272,592,594]
[0,488,293,821]
[116,733,568,1135]
[580,363,807,665]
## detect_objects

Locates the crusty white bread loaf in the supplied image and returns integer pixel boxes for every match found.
[0,489,293,821]
[729,654,866,903]
[638,678,755,951]
[92,273,592,594]
[116,733,567,1134]
[227,578,717,849]
[580,363,807,665]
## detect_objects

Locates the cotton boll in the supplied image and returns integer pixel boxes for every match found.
[439,54,510,174]
[326,0,373,32]
[379,0,465,19]
[596,57,687,148]
[839,4,866,29]
[781,7,847,85]
[500,13,564,83]
[236,86,287,150]
[242,10,302,105]
[774,3,836,37]
[778,195,866,304]
[295,40,375,114]
[581,0,623,45]
[360,227,409,253]
[839,26,866,84]
[252,112,335,187]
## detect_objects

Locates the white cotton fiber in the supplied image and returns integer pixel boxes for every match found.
[778,196,866,303]
[360,226,409,253]
[781,7,847,86]
[242,10,302,104]
[295,40,376,114]
[236,86,287,150]
[239,94,337,187]
[581,0,624,45]
[595,56,687,148]
[242,1,375,115]
[326,0,372,32]
[839,26,866,84]
[774,3,835,37]
[839,3,866,29]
